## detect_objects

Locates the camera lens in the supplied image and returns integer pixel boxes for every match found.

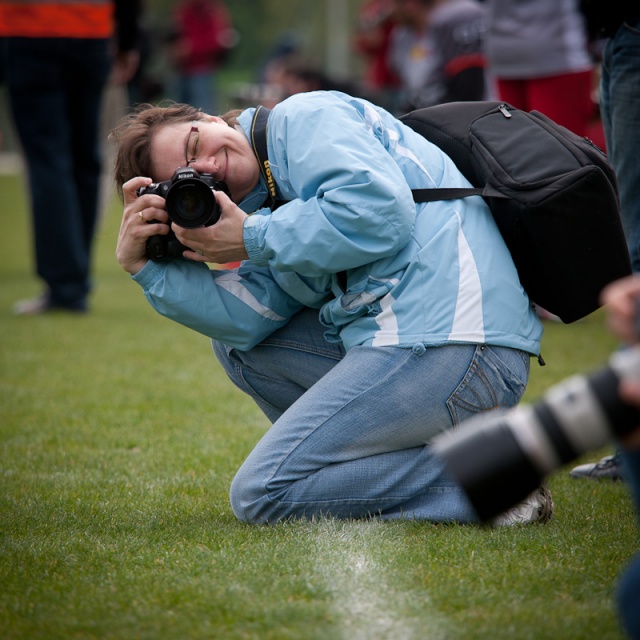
[165,178,220,228]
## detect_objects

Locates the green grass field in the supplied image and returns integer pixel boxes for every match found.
[1,171,638,640]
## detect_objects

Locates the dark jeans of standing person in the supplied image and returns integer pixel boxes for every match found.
[600,18,640,273]
[570,17,640,483]
[4,37,111,312]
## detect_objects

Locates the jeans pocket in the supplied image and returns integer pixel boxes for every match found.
[446,345,529,426]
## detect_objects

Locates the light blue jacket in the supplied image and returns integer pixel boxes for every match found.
[133,91,542,354]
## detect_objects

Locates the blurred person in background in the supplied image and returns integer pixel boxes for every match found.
[483,0,595,138]
[352,0,401,112]
[266,60,362,103]
[570,5,640,481]
[574,275,640,639]
[166,0,236,114]
[1,0,140,315]
[388,0,488,113]
[596,7,640,277]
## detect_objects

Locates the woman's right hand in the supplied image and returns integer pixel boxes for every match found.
[115,177,170,275]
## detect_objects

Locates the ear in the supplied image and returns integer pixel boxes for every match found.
[205,115,225,124]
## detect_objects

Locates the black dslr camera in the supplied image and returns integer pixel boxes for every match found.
[137,167,229,261]
[433,346,640,522]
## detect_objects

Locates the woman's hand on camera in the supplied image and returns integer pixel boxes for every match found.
[116,176,170,275]
[174,189,250,264]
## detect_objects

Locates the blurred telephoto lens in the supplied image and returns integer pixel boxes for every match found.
[433,347,640,522]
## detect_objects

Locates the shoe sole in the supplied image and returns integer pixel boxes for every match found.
[536,486,554,524]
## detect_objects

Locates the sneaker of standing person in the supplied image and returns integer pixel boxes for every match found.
[12,292,87,316]
[570,451,625,481]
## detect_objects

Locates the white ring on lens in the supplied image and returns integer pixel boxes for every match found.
[509,406,560,475]
[544,375,611,453]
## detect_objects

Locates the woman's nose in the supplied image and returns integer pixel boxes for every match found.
[193,158,219,179]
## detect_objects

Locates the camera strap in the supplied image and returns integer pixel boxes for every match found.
[250,106,286,211]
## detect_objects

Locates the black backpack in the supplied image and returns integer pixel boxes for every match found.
[400,101,630,323]
[251,101,631,323]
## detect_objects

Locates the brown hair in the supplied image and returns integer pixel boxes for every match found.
[110,101,242,198]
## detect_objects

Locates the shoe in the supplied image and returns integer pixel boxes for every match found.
[570,452,624,481]
[492,485,554,526]
[12,293,53,315]
[12,293,87,316]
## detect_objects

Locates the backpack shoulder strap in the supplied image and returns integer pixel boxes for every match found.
[411,185,506,202]
[412,186,482,202]
[250,105,287,210]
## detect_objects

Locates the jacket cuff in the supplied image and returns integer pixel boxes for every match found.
[131,259,166,290]
[243,212,270,266]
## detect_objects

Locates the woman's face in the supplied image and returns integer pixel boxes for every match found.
[150,115,260,204]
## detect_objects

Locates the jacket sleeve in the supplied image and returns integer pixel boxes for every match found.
[133,259,331,350]
[242,93,417,276]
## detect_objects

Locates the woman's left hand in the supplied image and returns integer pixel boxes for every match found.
[174,189,250,264]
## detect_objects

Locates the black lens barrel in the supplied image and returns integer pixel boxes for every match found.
[165,179,220,228]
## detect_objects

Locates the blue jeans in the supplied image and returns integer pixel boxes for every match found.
[213,307,531,524]
[4,37,111,309]
[600,18,640,272]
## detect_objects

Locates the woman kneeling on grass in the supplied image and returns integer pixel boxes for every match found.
[112,90,551,525]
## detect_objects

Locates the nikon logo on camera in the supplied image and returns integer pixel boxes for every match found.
[176,169,196,180]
